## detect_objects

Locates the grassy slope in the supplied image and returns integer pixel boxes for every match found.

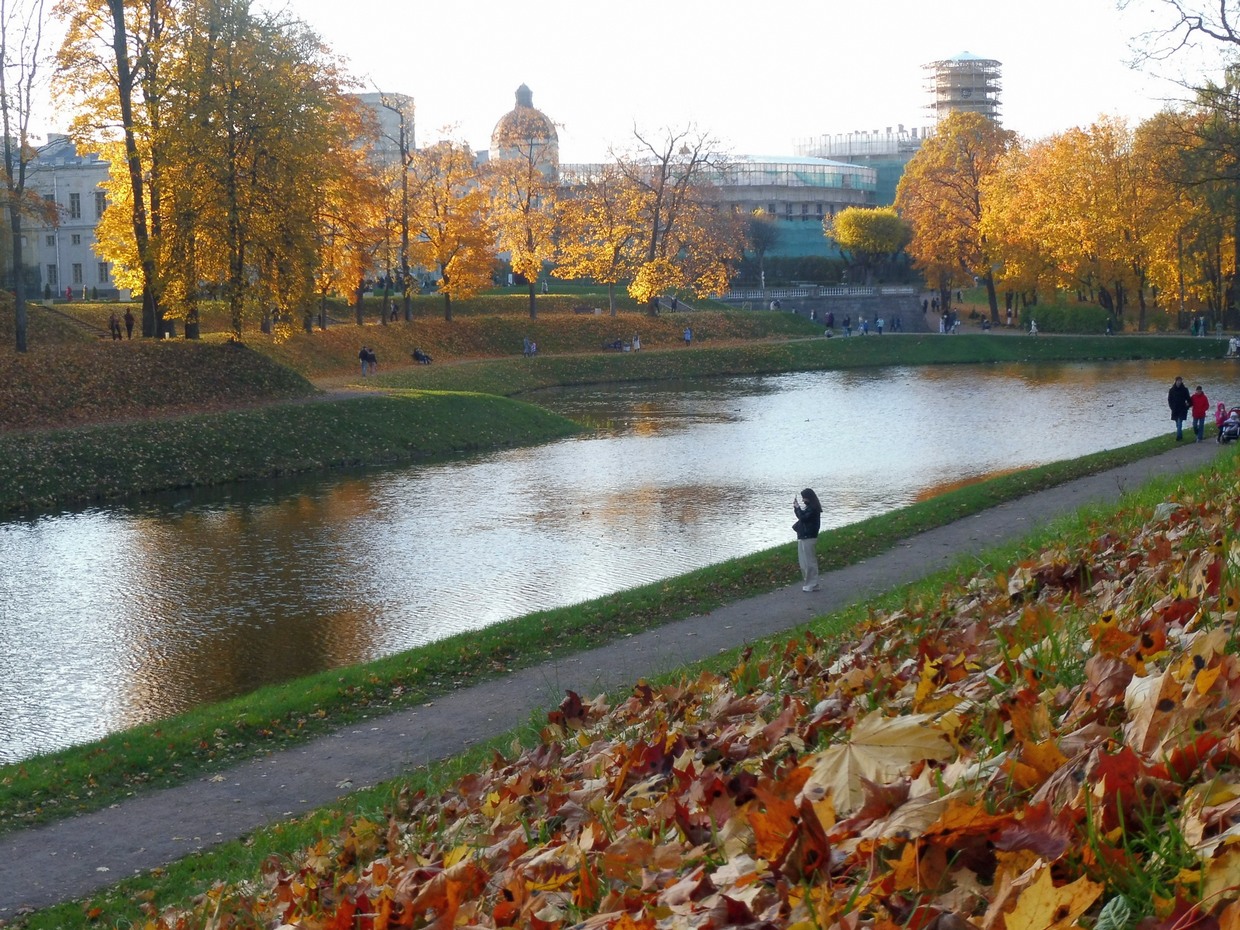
[0,392,581,514]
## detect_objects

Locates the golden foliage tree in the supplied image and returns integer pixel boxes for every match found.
[408,138,494,322]
[896,111,1017,320]
[616,126,740,312]
[55,0,176,338]
[488,118,558,319]
[556,163,643,315]
[826,207,911,285]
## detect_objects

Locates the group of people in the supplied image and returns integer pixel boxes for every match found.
[358,346,378,376]
[1168,376,1240,442]
[522,337,539,357]
[107,309,135,340]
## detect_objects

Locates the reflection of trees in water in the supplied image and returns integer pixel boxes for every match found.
[117,484,386,721]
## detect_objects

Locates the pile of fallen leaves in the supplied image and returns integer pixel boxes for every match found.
[147,466,1240,930]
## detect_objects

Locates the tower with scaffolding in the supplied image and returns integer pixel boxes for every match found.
[924,52,1002,123]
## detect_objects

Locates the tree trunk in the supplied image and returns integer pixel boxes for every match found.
[528,282,537,319]
[609,282,616,316]
[108,0,160,339]
[984,272,999,322]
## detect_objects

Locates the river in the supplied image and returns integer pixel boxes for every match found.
[0,358,1235,762]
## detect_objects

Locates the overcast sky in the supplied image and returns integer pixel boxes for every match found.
[274,0,1214,159]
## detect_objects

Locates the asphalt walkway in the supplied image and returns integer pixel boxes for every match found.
[0,438,1224,917]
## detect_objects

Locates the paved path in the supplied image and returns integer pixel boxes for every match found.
[0,439,1224,917]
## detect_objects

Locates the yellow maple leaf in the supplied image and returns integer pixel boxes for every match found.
[801,710,955,814]
[1004,866,1102,930]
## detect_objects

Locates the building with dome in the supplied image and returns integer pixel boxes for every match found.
[489,84,559,180]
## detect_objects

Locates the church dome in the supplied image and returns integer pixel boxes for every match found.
[490,84,559,176]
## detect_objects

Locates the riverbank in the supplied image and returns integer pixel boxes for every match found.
[0,392,581,515]
[0,429,1195,838]
[1,438,1228,928]
[373,332,1230,396]
[0,333,1226,515]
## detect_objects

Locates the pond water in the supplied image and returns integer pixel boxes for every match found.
[1,359,1235,762]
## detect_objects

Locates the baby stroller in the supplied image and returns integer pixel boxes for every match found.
[1219,410,1240,443]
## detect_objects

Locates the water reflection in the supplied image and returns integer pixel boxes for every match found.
[1,359,1237,762]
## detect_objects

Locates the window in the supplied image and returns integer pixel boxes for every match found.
[94,191,106,218]
[71,263,82,284]
[45,235,54,247]
[816,203,823,216]
[767,203,776,214]
[46,265,57,286]
[71,234,81,246]
[68,193,81,219]
[801,204,810,219]
[97,262,110,284]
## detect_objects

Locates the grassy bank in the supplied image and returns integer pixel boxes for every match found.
[0,392,581,515]
[0,430,1189,839]
[12,440,1230,930]
[0,340,316,432]
[374,333,1230,396]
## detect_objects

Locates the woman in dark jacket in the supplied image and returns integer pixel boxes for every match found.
[1168,376,1192,441]
[793,488,822,592]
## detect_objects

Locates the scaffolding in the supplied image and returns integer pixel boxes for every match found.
[924,52,1002,123]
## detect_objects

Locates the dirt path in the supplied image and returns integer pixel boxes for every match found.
[0,439,1225,918]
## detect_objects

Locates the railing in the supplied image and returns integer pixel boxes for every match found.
[723,285,919,301]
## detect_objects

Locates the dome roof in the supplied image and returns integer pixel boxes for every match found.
[490,84,559,173]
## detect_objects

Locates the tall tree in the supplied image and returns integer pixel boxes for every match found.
[744,210,780,290]
[408,138,494,321]
[55,0,174,338]
[895,111,1017,320]
[488,115,558,319]
[826,207,910,285]
[376,92,415,322]
[0,0,53,352]
[556,163,642,315]
[616,125,739,312]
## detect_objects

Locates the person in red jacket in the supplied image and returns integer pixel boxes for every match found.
[1191,384,1212,442]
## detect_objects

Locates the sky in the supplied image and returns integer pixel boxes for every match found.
[268,0,1221,162]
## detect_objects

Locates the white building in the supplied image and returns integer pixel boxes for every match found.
[26,134,114,298]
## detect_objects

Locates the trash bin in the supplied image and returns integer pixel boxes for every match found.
[159,319,177,339]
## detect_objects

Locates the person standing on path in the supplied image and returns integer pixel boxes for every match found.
[1169,376,1192,441]
[683,326,692,346]
[1191,384,1212,442]
[792,488,822,592]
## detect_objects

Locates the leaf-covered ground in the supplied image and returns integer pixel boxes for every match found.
[131,457,1240,930]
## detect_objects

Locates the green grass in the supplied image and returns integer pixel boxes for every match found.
[10,440,1225,930]
[0,392,581,515]
[0,429,1190,840]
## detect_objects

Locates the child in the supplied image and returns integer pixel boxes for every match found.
[1221,410,1240,444]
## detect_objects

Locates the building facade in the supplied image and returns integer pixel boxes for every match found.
[24,134,113,299]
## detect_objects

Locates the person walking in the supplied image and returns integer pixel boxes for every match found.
[792,488,822,592]
[1168,375,1192,441]
[1191,384,1211,442]
[123,308,134,339]
[683,326,692,346]
[108,312,121,340]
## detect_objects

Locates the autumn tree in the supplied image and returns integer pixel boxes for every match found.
[0,0,54,352]
[826,207,910,285]
[488,112,558,319]
[556,162,642,315]
[895,111,1017,320]
[55,0,175,338]
[616,125,740,312]
[408,138,494,321]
